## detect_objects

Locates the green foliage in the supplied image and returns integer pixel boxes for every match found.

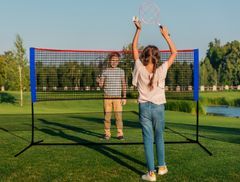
[165,100,202,114]
[201,39,240,86]
[234,98,240,107]
[0,51,18,90]
[165,61,193,90]
[0,35,29,92]
[0,92,16,103]
[14,34,29,89]
[200,57,217,86]
[1,37,239,97]
[200,91,240,107]
[127,90,138,98]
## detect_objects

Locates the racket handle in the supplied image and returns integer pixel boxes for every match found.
[132,16,139,22]
[159,24,171,36]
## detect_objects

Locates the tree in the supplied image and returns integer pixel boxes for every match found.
[206,39,224,70]
[200,61,207,86]
[36,62,47,88]
[61,62,81,88]
[14,34,28,106]
[4,51,18,90]
[202,39,240,86]
[46,66,58,88]
[0,51,19,91]
[201,58,217,86]
[0,54,7,90]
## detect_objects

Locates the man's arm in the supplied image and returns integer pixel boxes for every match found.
[96,76,105,88]
[121,76,127,105]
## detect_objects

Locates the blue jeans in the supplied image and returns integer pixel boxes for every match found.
[139,102,166,172]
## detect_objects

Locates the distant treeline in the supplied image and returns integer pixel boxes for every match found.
[35,60,134,89]
[1,38,240,92]
[35,61,193,91]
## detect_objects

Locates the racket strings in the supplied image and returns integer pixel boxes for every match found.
[139,0,160,24]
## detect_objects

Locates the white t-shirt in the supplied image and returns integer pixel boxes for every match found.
[132,59,168,105]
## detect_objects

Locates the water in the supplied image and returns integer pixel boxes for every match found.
[205,106,240,118]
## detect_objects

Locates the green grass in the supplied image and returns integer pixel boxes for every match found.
[200,91,240,107]
[200,91,240,100]
[0,91,140,114]
[0,91,240,181]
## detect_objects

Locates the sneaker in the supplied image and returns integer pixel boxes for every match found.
[158,166,168,175]
[141,171,156,181]
[117,136,124,140]
[102,135,111,140]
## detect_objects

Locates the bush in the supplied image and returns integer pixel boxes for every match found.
[0,92,16,103]
[234,99,240,107]
[200,96,240,107]
[165,100,204,114]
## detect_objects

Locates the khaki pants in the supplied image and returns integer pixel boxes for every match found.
[104,99,123,137]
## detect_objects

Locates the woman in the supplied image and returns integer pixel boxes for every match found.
[132,18,177,181]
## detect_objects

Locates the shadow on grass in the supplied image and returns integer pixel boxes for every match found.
[38,118,145,175]
[69,111,141,129]
[38,118,103,138]
[167,122,240,144]
[0,92,16,103]
[0,127,30,142]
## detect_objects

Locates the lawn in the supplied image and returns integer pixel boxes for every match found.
[200,91,240,107]
[0,91,240,181]
[200,91,240,100]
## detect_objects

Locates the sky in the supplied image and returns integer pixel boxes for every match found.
[1,0,240,59]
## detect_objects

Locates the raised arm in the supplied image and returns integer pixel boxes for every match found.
[160,26,177,69]
[132,18,142,61]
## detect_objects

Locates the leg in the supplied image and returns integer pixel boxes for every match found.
[113,99,123,137]
[152,104,166,167]
[104,99,113,137]
[139,102,155,172]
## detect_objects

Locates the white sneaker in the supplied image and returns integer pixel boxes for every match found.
[158,166,168,175]
[141,171,156,181]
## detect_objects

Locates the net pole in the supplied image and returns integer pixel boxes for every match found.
[31,102,35,144]
[193,49,199,101]
[196,101,199,142]
[193,49,199,142]
[30,48,36,144]
[30,48,36,102]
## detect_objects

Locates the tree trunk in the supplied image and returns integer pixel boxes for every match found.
[19,65,23,107]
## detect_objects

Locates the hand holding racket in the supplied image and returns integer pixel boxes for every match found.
[96,75,104,88]
[160,26,170,38]
[132,16,142,30]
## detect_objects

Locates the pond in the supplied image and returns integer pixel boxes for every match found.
[205,106,240,118]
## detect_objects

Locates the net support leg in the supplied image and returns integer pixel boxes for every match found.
[31,102,34,144]
[196,101,212,156]
[196,142,212,156]
[15,102,44,157]
[14,140,44,157]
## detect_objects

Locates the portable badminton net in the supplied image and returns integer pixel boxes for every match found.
[30,48,198,102]
[14,47,212,157]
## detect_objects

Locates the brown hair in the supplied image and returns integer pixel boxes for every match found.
[140,45,160,90]
[108,52,121,60]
